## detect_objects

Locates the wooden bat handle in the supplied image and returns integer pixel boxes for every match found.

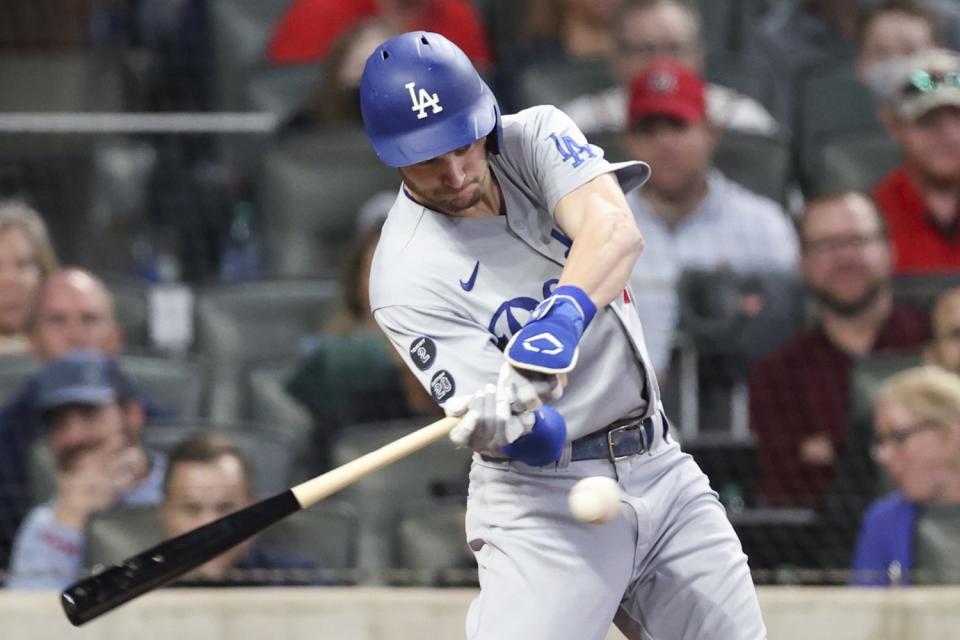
[291,416,459,507]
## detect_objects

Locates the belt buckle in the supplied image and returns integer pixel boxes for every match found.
[606,422,644,462]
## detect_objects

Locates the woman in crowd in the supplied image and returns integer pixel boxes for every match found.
[852,365,960,585]
[0,202,58,357]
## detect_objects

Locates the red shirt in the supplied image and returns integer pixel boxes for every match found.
[874,167,960,273]
[267,0,492,67]
[748,306,929,508]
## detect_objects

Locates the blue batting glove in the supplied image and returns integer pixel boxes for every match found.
[500,405,567,466]
[505,285,597,374]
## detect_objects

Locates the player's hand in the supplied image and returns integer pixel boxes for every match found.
[505,285,596,375]
[497,361,565,414]
[446,384,535,454]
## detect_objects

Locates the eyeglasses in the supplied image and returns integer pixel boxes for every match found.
[901,70,960,97]
[871,420,941,455]
[802,232,882,255]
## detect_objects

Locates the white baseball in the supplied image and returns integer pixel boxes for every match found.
[568,476,622,524]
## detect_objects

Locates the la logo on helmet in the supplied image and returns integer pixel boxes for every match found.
[406,81,443,119]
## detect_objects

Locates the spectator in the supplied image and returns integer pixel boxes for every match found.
[852,365,960,585]
[749,192,929,508]
[856,0,941,92]
[747,0,861,125]
[523,0,622,61]
[0,269,169,574]
[267,0,491,70]
[6,350,162,589]
[924,286,960,374]
[28,268,122,361]
[563,0,778,136]
[286,220,440,470]
[160,432,319,586]
[873,48,960,273]
[621,59,798,375]
[285,19,398,131]
[0,202,58,357]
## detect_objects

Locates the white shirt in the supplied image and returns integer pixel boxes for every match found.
[627,170,799,372]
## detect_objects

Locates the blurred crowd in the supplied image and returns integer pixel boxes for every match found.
[2,0,960,589]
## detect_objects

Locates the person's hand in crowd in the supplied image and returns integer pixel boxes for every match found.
[53,442,147,531]
[799,433,836,467]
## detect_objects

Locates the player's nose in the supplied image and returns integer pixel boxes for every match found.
[440,156,468,188]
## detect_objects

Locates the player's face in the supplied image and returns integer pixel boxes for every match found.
[624,116,715,200]
[801,195,891,316]
[613,4,701,84]
[929,291,960,375]
[399,139,492,216]
[0,225,42,336]
[893,106,960,185]
[873,398,957,502]
[160,456,255,579]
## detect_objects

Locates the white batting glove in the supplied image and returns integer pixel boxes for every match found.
[446,384,536,454]
[497,361,565,414]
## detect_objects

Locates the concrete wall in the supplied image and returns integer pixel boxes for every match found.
[2,587,959,639]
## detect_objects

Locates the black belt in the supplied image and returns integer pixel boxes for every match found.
[481,412,666,464]
[570,413,661,462]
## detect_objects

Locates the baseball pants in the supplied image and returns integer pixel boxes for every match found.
[463,437,766,640]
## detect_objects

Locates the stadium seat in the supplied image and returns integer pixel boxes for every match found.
[677,268,806,438]
[331,418,472,582]
[209,0,291,111]
[713,130,791,204]
[729,507,824,580]
[118,353,207,420]
[683,431,759,509]
[395,498,475,587]
[796,61,881,187]
[811,130,900,197]
[96,274,154,352]
[258,129,398,276]
[514,59,616,111]
[246,357,313,447]
[893,273,960,311]
[0,52,123,113]
[194,278,340,422]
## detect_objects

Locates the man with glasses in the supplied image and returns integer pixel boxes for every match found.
[563,0,778,136]
[749,192,929,508]
[874,48,960,272]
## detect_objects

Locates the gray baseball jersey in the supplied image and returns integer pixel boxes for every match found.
[369,105,766,640]
[370,105,659,439]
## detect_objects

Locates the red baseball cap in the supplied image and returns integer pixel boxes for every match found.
[628,58,707,125]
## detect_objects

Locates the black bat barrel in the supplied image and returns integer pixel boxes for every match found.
[61,490,300,626]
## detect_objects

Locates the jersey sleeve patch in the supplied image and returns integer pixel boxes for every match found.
[430,370,456,403]
[409,336,437,371]
[547,132,597,168]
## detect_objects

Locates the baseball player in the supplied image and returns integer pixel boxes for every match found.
[360,31,766,640]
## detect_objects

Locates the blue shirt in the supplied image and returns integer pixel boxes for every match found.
[851,491,916,587]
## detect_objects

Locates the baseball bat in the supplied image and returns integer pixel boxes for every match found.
[60,416,459,626]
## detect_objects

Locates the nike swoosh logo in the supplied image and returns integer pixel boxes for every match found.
[459,261,480,292]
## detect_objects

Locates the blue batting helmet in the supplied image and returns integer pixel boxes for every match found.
[360,31,502,167]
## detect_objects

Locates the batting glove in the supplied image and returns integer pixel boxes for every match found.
[497,361,566,415]
[505,285,597,375]
[446,384,535,454]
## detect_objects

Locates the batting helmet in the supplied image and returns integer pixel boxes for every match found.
[360,31,502,167]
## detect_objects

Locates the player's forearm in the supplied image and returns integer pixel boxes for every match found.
[558,198,644,306]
